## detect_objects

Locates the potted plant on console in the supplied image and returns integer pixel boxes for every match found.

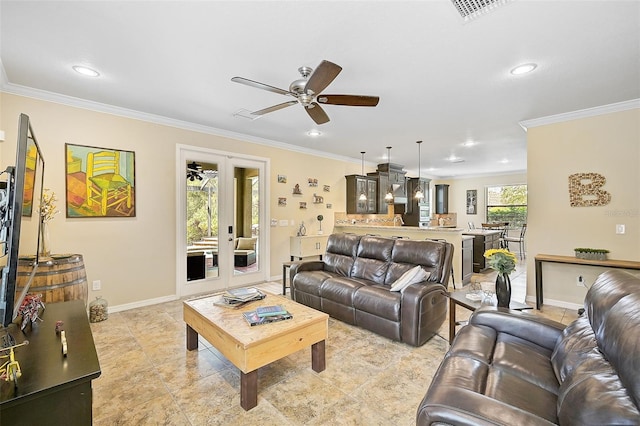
[483,248,517,308]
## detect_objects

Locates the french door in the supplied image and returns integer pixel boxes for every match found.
[176,145,269,297]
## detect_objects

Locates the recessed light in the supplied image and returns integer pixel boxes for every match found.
[499,158,509,164]
[510,63,537,75]
[462,140,476,147]
[447,155,464,163]
[72,65,100,77]
[307,130,322,137]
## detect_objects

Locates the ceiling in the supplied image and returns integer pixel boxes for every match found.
[1,1,638,178]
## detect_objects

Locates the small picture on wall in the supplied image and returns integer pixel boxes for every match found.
[308,178,318,187]
[313,194,324,204]
[323,185,330,192]
[326,203,332,209]
[278,197,287,206]
[277,174,287,184]
[299,201,307,209]
[293,184,302,195]
[466,189,477,215]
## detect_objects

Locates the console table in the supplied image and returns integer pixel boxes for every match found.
[0,300,101,425]
[534,254,640,309]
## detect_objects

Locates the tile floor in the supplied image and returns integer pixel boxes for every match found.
[90,262,579,425]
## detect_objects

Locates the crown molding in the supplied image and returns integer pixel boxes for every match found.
[0,81,364,165]
[519,99,640,131]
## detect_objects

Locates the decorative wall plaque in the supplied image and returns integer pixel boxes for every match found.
[568,172,611,207]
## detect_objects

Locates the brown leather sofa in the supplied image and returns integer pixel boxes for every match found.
[290,233,453,347]
[417,269,640,425]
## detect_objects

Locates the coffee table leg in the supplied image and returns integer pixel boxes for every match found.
[186,324,198,351]
[311,340,326,372]
[449,298,456,345]
[240,370,258,410]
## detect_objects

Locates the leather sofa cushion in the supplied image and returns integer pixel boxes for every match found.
[352,285,401,321]
[322,233,362,276]
[351,236,395,284]
[551,316,596,383]
[293,270,339,296]
[387,239,446,283]
[556,351,640,425]
[427,347,559,424]
[320,277,366,305]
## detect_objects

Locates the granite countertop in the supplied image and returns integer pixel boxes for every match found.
[462,229,503,235]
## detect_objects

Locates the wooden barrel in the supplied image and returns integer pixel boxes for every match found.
[16,254,88,305]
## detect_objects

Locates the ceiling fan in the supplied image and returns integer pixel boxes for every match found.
[231,60,379,125]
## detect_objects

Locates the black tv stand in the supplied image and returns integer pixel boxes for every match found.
[0,300,101,425]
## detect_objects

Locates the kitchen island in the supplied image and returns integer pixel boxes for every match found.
[332,224,465,288]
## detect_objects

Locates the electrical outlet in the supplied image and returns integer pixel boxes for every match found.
[616,224,625,234]
[576,276,584,287]
[92,280,101,291]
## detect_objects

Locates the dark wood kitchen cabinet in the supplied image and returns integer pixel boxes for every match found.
[345,175,377,214]
[463,230,501,273]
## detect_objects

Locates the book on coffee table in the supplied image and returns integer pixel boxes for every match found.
[243,310,293,326]
[256,305,288,317]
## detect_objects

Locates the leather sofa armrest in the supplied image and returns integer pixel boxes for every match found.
[417,386,557,426]
[289,260,325,284]
[469,307,565,351]
[400,282,448,346]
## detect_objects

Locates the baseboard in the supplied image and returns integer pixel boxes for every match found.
[525,295,582,311]
[108,294,180,314]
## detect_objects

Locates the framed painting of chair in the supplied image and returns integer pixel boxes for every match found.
[65,143,136,218]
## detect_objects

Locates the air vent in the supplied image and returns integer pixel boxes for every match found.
[233,109,261,120]
[450,0,513,21]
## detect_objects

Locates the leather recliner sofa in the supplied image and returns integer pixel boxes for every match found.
[290,233,453,347]
[416,269,640,425]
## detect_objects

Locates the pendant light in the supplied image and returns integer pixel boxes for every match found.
[358,151,367,201]
[384,146,394,203]
[415,141,424,200]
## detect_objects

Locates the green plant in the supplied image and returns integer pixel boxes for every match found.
[484,249,517,275]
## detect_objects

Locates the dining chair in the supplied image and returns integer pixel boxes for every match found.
[502,223,527,259]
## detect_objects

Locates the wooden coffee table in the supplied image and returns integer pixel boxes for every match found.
[183,290,329,410]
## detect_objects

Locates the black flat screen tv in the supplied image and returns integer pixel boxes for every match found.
[0,113,46,328]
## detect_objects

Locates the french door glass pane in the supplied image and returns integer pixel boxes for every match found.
[186,162,219,280]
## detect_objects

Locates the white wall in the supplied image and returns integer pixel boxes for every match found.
[526,107,640,307]
[0,93,360,308]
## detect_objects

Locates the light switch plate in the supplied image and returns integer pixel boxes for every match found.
[616,224,625,234]
[279,219,288,227]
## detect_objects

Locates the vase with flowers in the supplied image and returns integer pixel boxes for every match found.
[483,248,517,307]
[38,189,60,258]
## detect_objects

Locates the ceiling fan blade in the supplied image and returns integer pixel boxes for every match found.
[304,60,342,95]
[305,102,330,125]
[317,94,380,107]
[231,77,293,97]
[251,101,298,116]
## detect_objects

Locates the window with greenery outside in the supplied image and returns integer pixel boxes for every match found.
[187,178,218,245]
[486,184,527,229]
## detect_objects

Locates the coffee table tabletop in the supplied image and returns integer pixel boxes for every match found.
[183,290,328,410]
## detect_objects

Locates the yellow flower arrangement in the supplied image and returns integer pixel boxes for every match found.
[484,248,517,275]
[39,189,60,223]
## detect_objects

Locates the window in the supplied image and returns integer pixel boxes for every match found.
[486,184,527,228]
